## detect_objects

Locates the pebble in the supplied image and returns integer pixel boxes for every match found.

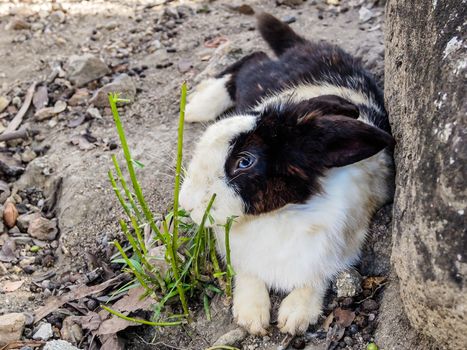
[292,337,306,349]
[19,256,35,268]
[0,96,9,113]
[335,269,363,298]
[282,15,296,24]
[67,88,89,106]
[86,107,102,119]
[362,299,378,312]
[368,313,376,321]
[66,54,110,87]
[5,18,31,30]
[27,216,58,241]
[43,340,79,350]
[17,213,39,232]
[213,327,248,346]
[21,148,38,163]
[359,7,374,23]
[89,73,136,107]
[12,96,22,108]
[3,201,18,228]
[0,313,26,346]
[349,324,359,334]
[343,336,354,346]
[33,322,53,340]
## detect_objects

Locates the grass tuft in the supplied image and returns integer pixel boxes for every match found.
[105,86,234,326]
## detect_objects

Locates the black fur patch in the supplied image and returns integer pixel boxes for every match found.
[217,13,389,132]
[219,13,394,215]
[225,97,394,215]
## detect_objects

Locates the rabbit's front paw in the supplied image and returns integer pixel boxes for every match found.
[278,287,322,335]
[233,273,271,335]
[233,297,270,335]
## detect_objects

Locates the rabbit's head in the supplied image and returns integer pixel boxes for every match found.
[179,95,394,226]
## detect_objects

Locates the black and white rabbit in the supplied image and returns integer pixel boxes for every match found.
[179,13,394,336]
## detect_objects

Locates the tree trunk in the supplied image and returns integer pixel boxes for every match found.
[384,0,466,348]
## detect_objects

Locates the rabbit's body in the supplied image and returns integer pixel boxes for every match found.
[179,13,394,335]
[213,149,392,293]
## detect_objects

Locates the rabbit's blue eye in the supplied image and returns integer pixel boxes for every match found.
[235,153,257,171]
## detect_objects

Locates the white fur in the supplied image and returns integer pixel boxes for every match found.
[232,273,270,335]
[179,77,393,335]
[179,115,256,224]
[185,75,233,123]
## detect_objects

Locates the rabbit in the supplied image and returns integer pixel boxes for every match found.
[179,13,394,336]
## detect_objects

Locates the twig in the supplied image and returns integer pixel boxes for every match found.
[0,128,38,142]
[3,82,36,134]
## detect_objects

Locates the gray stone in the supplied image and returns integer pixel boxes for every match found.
[0,313,26,346]
[66,54,110,87]
[32,322,53,340]
[43,340,79,350]
[213,327,248,346]
[383,0,467,348]
[335,269,362,298]
[28,216,58,241]
[89,74,136,107]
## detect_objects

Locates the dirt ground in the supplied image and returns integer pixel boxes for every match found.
[0,1,390,349]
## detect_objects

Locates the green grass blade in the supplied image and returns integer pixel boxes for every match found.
[112,154,143,221]
[101,305,183,326]
[108,171,131,218]
[108,93,164,243]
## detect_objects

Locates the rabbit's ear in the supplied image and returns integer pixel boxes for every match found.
[297,94,360,120]
[302,114,395,168]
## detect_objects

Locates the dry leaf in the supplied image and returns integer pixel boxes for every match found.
[34,274,126,322]
[362,276,387,290]
[1,280,24,292]
[333,308,355,328]
[96,286,154,335]
[3,201,18,228]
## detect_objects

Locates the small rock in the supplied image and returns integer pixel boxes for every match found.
[53,100,67,114]
[19,256,35,268]
[21,148,38,163]
[362,299,378,312]
[326,0,340,5]
[359,7,374,23]
[368,313,376,321]
[177,59,193,73]
[67,88,89,106]
[43,340,79,350]
[35,100,67,120]
[89,74,136,107]
[292,336,306,349]
[33,322,53,340]
[343,336,354,346]
[335,269,363,298]
[0,96,10,113]
[12,96,22,108]
[86,107,102,119]
[213,327,248,346]
[33,86,49,109]
[3,201,19,228]
[67,54,110,87]
[282,15,296,24]
[49,10,66,24]
[28,216,58,241]
[229,4,255,15]
[5,18,31,30]
[0,313,26,346]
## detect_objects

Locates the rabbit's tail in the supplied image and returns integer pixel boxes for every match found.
[256,12,307,56]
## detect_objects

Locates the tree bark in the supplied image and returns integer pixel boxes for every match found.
[384,0,466,348]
